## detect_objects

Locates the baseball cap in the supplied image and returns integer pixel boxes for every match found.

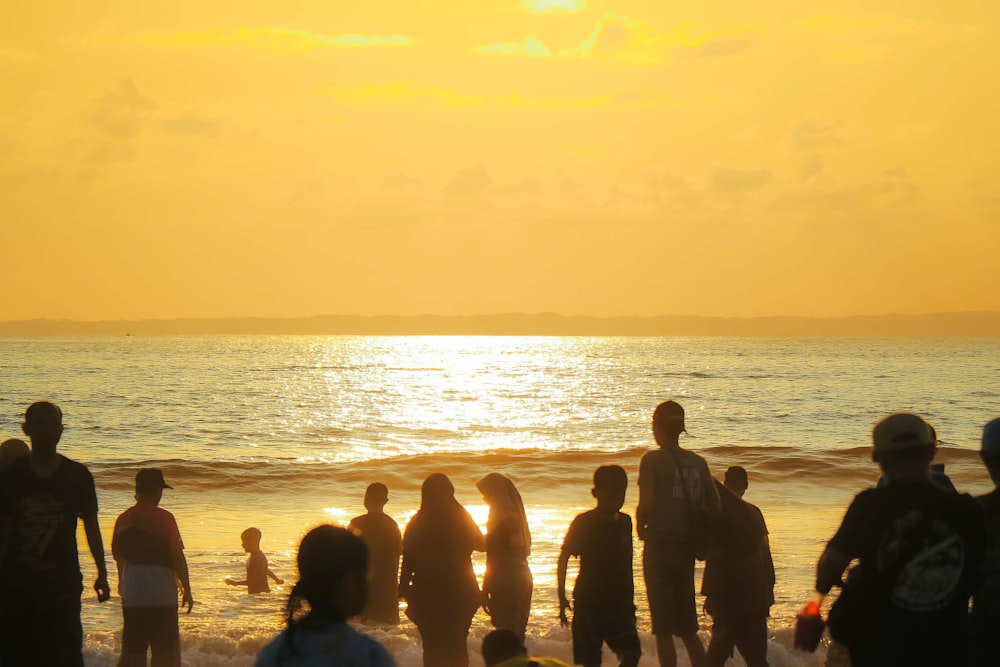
[982,418,1000,455]
[872,413,935,458]
[135,468,173,491]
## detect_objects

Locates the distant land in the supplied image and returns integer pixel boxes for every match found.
[1,312,999,337]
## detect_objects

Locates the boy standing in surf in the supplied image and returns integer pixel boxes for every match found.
[226,527,283,594]
[348,482,402,625]
[557,465,641,667]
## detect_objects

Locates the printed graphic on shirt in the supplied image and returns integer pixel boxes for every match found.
[17,493,67,568]
[879,509,964,612]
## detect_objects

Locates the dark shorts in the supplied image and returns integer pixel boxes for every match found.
[642,539,698,637]
[571,602,641,666]
[120,605,181,667]
[706,614,768,667]
[0,588,83,667]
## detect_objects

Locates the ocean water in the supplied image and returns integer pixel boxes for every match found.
[1,335,998,666]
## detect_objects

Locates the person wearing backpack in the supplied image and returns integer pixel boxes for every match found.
[815,412,985,666]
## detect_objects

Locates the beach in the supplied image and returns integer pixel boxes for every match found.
[2,335,997,666]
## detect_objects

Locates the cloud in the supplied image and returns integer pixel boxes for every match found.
[382,172,427,190]
[319,82,609,109]
[82,27,414,53]
[792,121,854,153]
[88,141,138,164]
[479,14,762,65]
[445,165,491,198]
[689,32,760,59]
[709,167,774,192]
[523,0,585,12]
[89,77,157,139]
[477,36,553,59]
[161,111,223,137]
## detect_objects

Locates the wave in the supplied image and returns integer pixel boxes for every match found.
[87,445,987,493]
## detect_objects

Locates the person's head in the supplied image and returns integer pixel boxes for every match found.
[980,417,1000,485]
[135,468,172,504]
[871,412,936,481]
[420,472,456,511]
[363,482,389,513]
[652,400,686,447]
[724,466,749,498]
[0,438,29,470]
[21,401,63,455]
[481,628,527,666]
[292,524,367,620]
[592,464,628,512]
[241,527,263,552]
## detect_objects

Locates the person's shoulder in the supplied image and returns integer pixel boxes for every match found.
[253,630,287,666]
[345,626,396,665]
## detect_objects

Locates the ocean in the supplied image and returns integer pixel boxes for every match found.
[2,335,998,666]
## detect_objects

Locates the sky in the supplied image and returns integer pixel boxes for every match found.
[1,0,998,321]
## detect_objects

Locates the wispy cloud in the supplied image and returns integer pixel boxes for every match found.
[80,27,414,53]
[318,83,610,108]
[89,77,157,139]
[522,0,585,13]
[478,13,763,65]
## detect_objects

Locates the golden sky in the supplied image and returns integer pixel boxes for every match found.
[2,0,997,321]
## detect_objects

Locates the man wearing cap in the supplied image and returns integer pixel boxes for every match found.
[815,412,985,667]
[112,468,193,667]
[0,401,111,666]
[972,417,1000,666]
[637,400,720,667]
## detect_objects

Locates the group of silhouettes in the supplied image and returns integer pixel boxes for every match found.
[2,399,1000,667]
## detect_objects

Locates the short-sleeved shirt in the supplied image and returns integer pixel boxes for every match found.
[112,501,184,607]
[826,479,985,660]
[0,455,98,594]
[561,509,634,611]
[255,621,396,667]
[638,447,719,543]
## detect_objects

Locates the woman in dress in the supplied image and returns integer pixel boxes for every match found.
[399,473,485,667]
[476,472,533,641]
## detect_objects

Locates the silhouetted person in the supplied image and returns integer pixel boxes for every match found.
[816,412,985,666]
[702,466,774,667]
[636,400,720,667]
[0,401,111,667]
[348,482,402,624]
[973,417,1000,666]
[255,524,396,666]
[481,628,572,667]
[557,465,641,667]
[399,473,485,667]
[112,469,193,666]
[226,527,283,594]
[477,472,533,640]
[0,437,29,470]
[876,427,957,492]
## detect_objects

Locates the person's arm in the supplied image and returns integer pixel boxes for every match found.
[171,545,194,613]
[636,454,654,541]
[557,546,572,628]
[82,512,110,602]
[815,546,851,596]
[398,552,413,599]
[266,567,284,584]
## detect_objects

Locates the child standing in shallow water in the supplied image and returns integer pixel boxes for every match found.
[227,527,283,594]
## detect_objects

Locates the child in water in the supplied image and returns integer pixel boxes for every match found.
[255,524,396,666]
[226,527,283,594]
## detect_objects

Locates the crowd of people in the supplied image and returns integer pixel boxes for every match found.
[0,399,998,667]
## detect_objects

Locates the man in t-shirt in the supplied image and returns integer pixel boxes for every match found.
[558,465,641,667]
[815,412,985,666]
[348,482,402,625]
[112,468,193,667]
[702,466,774,667]
[0,400,111,666]
[637,400,720,667]
[973,417,1000,666]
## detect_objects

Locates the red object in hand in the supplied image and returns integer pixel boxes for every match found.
[794,600,825,652]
